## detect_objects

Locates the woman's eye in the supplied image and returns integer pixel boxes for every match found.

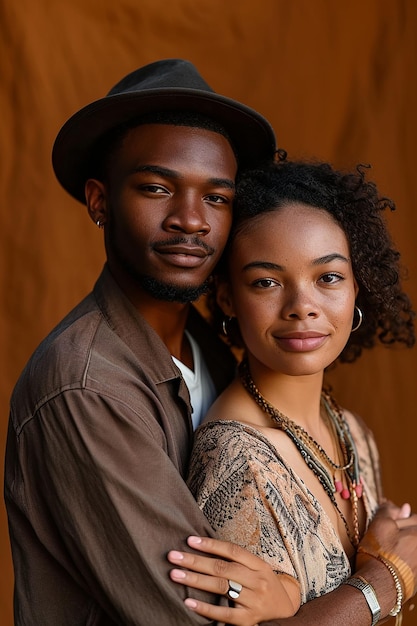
[253,278,279,289]
[319,272,344,284]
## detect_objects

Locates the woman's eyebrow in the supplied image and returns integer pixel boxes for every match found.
[242,254,350,273]
[312,253,350,266]
[242,261,284,271]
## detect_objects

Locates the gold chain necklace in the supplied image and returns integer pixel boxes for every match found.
[238,358,362,547]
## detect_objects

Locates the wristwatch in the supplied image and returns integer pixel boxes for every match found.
[344,576,381,625]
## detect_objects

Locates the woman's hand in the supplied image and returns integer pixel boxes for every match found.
[358,501,417,564]
[356,501,417,595]
[168,536,300,626]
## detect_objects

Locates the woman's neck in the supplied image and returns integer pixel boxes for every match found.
[246,355,325,434]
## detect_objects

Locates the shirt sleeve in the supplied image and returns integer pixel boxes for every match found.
[15,388,221,625]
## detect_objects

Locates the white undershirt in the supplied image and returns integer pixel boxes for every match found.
[172,331,217,429]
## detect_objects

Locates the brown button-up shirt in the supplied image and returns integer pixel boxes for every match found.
[4,266,235,625]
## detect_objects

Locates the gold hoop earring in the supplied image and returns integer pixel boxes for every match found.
[351,305,363,332]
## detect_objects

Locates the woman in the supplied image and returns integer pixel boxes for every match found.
[169,160,416,624]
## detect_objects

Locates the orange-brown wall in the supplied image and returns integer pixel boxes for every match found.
[1,1,416,623]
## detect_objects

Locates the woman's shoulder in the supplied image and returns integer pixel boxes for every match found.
[203,377,260,425]
[341,405,376,443]
[193,413,292,479]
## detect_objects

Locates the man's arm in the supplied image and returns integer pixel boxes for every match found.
[10,390,224,625]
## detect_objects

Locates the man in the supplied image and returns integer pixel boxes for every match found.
[4,58,276,625]
[5,59,416,626]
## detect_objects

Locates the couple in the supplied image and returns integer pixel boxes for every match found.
[4,59,417,625]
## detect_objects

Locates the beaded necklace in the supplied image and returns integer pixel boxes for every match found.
[238,358,363,547]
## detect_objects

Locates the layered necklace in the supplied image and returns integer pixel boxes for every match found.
[238,358,363,547]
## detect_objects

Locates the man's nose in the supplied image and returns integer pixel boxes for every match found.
[162,193,210,235]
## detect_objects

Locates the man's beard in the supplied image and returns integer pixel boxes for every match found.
[138,274,210,303]
[116,250,210,302]
[109,228,210,303]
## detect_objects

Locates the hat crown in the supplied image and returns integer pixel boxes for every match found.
[107,59,214,97]
[52,58,276,204]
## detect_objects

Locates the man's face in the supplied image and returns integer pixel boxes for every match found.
[89,124,237,302]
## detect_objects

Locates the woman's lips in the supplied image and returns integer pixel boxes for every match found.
[274,332,328,352]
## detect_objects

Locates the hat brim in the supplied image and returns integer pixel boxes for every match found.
[52,87,276,204]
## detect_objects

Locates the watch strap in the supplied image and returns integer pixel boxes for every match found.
[344,576,381,625]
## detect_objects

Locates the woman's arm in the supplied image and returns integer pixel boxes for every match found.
[187,420,356,616]
[168,502,417,626]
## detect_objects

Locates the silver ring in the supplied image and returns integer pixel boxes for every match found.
[227,579,243,600]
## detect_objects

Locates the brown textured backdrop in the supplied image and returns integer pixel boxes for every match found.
[1,1,416,623]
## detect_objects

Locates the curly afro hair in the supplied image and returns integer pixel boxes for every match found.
[210,159,415,363]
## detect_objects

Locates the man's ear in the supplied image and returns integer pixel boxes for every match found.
[216,279,236,317]
[85,179,108,227]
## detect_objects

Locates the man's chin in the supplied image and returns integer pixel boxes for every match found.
[140,276,210,303]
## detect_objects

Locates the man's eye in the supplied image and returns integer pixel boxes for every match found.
[140,185,168,193]
[206,194,228,204]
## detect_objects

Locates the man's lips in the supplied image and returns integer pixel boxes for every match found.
[274,331,329,352]
[156,245,208,257]
[153,242,213,268]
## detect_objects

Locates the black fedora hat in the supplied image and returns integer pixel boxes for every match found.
[52,59,276,204]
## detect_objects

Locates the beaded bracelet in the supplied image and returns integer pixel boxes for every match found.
[356,548,405,624]
[357,544,416,605]
[357,546,408,604]
[378,550,416,603]
[378,556,403,617]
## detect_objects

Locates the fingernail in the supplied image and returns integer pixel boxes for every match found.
[187,536,202,545]
[168,550,184,561]
[185,598,198,609]
[171,569,186,579]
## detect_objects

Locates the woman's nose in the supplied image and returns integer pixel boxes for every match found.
[281,286,319,320]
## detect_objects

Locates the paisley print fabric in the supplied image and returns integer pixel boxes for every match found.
[188,412,382,605]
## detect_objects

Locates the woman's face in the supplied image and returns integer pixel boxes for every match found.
[218,202,358,377]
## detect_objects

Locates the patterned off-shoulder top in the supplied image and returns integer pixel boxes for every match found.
[188,411,382,604]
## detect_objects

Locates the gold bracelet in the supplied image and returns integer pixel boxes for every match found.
[357,545,416,604]
[378,556,403,617]
[378,550,416,603]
